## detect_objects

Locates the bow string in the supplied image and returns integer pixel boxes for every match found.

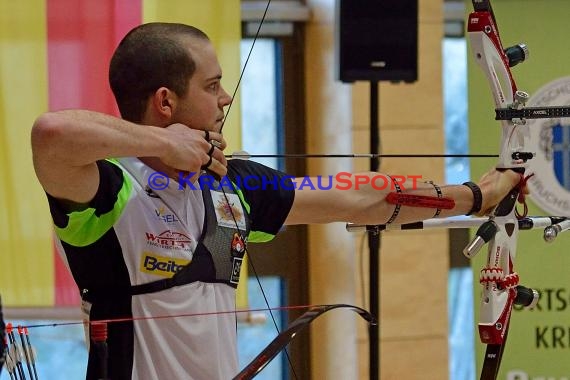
[215,0,306,378]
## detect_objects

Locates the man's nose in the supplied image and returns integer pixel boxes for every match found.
[220,86,232,106]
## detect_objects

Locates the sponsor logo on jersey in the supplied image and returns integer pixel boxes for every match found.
[144,185,160,198]
[145,230,193,251]
[154,206,180,224]
[211,191,246,229]
[231,232,246,255]
[229,233,246,284]
[140,252,190,278]
[230,257,243,285]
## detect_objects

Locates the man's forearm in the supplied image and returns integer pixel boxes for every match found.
[31,109,168,167]
[286,170,520,225]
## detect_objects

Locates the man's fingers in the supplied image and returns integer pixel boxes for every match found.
[211,145,227,167]
[207,143,216,157]
[210,140,223,149]
[206,158,228,179]
[201,155,213,170]
[201,143,227,172]
[204,131,227,150]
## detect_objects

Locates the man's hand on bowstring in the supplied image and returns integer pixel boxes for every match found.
[160,123,228,179]
[476,168,529,216]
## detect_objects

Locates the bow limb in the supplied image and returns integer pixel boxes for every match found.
[233,304,376,380]
[466,1,530,379]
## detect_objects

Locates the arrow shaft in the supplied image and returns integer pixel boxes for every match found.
[227,153,499,159]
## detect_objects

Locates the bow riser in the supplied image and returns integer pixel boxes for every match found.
[468,12,527,170]
[467,2,530,377]
[479,231,517,345]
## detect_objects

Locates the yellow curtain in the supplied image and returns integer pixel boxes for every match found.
[0,1,54,306]
[0,0,245,308]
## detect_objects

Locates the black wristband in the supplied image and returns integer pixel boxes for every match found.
[462,181,482,216]
[425,181,442,218]
[385,175,402,224]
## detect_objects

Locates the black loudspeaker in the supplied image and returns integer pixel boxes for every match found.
[336,0,418,83]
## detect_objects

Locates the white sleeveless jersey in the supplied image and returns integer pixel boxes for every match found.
[49,157,294,379]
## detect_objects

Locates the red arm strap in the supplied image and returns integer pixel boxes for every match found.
[386,193,455,210]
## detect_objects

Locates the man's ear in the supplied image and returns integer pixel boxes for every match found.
[152,87,175,118]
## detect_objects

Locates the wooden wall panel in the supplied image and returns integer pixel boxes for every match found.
[306,0,448,378]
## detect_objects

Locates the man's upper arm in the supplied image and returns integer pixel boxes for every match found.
[31,116,100,204]
[47,160,130,247]
[34,160,100,205]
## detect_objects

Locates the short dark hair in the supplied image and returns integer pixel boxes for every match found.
[109,23,209,122]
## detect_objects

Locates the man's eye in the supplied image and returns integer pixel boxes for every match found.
[209,83,219,91]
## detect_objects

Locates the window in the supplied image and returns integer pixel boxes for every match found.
[236,25,309,379]
[443,37,476,380]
